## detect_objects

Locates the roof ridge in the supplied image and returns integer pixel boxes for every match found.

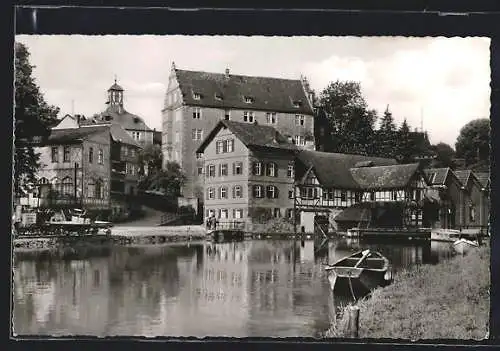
[176,68,302,82]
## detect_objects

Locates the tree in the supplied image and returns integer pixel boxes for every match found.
[14,42,60,195]
[317,81,377,155]
[395,118,415,163]
[137,143,163,177]
[429,142,456,168]
[455,118,490,168]
[138,161,186,198]
[375,105,398,159]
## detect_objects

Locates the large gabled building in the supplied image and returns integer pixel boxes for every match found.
[162,63,316,207]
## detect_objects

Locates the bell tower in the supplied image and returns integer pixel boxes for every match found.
[107,76,124,112]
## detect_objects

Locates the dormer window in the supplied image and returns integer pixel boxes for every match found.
[134,117,140,124]
[215,93,223,101]
[193,93,201,100]
[293,100,302,108]
[244,96,254,104]
[104,116,112,121]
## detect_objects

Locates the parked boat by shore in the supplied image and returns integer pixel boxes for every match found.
[452,238,479,255]
[325,250,392,295]
[430,228,461,242]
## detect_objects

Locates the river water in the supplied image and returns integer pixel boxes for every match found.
[12,238,455,338]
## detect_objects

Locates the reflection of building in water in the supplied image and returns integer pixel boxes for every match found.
[14,257,110,335]
[299,240,315,263]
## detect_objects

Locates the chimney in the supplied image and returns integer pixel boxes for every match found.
[225,68,230,78]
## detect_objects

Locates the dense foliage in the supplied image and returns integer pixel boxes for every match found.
[14,42,60,195]
[455,118,490,171]
[138,161,186,198]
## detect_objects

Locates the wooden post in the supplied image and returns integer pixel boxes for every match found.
[347,306,360,338]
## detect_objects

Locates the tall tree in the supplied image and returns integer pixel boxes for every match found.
[317,81,377,155]
[396,118,415,163]
[14,42,60,195]
[137,143,163,177]
[429,142,456,168]
[455,118,490,168]
[138,161,186,198]
[375,105,398,159]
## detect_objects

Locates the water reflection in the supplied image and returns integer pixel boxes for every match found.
[13,238,455,337]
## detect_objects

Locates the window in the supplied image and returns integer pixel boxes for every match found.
[131,148,136,157]
[220,209,228,219]
[287,164,294,178]
[286,209,294,219]
[294,135,305,146]
[87,179,95,198]
[273,208,281,218]
[233,162,243,175]
[253,185,263,198]
[61,177,73,196]
[193,107,202,119]
[95,180,103,199]
[219,164,228,177]
[253,162,262,176]
[293,100,302,108]
[301,187,315,199]
[233,186,242,198]
[124,146,129,156]
[370,192,375,201]
[192,129,203,140]
[288,190,294,199]
[175,132,180,142]
[266,162,277,177]
[244,96,254,104]
[355,193,362,202]
[243,111,255,123]
[216,141,224,154]
[51,147,58,163]
[207,187,215,200]
[392,191,398,201]
[88,147,94,163]
[295,115,305,126]
[224,109,231,120]
[63,146,70,162]
[132,131,141,141]
[193,93,201,100]
[98,149,103,164]
[341,191,347,202]
[215,93,223,101]
[197,167,203,175]
[267,185,278,199]
[220,187,228,199]
[196,152,203,159]
[207,209,215,218]
[207,164,215,177]
[266,112,277,124]
[225,139,234,152]
[233,209,243,219]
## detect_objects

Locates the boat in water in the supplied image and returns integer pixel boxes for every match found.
[325,249,392,295]
[431,228,461,242]
[452,238,479,255]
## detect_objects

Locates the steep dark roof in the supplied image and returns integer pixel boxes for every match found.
[474,172,490,188]
[174,69,313,114]
[296,150,397,189]
[41,126,110,145]
[423,168,450,185]
[350,163,421,190]
[453,170,471,187]
[81,105,153,132]
[196,120,297,153]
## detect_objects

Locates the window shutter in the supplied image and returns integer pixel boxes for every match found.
[274,186,279,199]
[274,163,278,177]
[217,209,221,218]
[232,163,235,175]
[232,186,235,198]
[218,164,221,177]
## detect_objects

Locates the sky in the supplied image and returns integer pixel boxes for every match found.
[15,35,490,147]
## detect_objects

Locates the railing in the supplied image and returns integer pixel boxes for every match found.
[207,221,246,230]
[160,213,180,225]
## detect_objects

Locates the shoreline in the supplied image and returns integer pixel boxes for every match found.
[325,241,490,340]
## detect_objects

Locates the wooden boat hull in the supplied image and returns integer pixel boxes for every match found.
[452,239,479,255]
[327,268,390,294]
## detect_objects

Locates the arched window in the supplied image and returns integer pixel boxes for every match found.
[51,178,60,197]
[61,177,73,196]
[38,177,49,184]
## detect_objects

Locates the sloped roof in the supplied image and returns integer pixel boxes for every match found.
[423,168,450,185]
[81,105,152,132]
[473,172,490,188]
[197,120,297,154]
[108,82,124,91]
[43,125,110,145]
[453,170,471,187]
[174,69,314,114]
[349,163,421,190]
[109,124,141,148]
[296,150,397,189]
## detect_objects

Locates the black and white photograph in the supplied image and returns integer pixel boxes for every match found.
[12,34,491,340]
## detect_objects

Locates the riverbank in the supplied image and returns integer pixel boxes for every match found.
[326,242,490,340]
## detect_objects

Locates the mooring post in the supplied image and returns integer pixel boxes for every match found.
[347,306,360,338]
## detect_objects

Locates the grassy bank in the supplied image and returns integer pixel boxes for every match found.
[326,243,490,340]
